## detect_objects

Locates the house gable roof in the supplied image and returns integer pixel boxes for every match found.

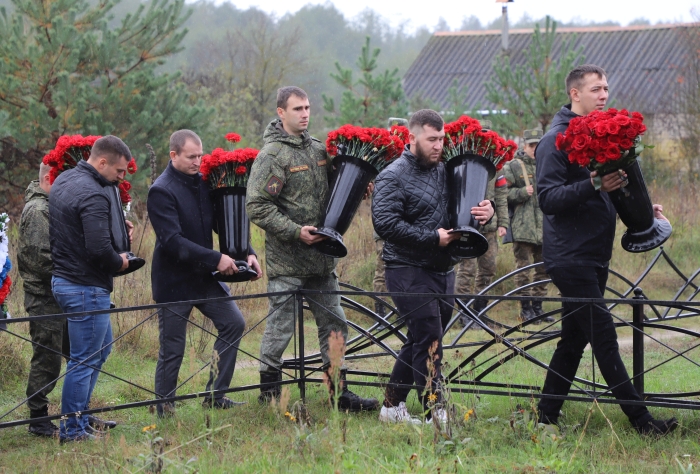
[404,23,698,115]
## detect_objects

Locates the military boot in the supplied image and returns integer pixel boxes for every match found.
[328,369,379,412]
[28,409,58,438]
[532,301,554,323]
[472,298,488,317]
[519,301,538,324]
[258,370,282,404]
[375,300,389,328]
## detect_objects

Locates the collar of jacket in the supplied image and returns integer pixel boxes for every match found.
[551,103,580,129]
[24,179,48,203]
[77,159,116,188]
[401,146,436,171]
[262,118,312,149]
[166,161,201,187]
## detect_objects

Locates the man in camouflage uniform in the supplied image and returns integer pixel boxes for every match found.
[372,231,389,319]
[503,129,551,323]
[454,173,509,322]
[246,86,378,411]
[18,163,69,437]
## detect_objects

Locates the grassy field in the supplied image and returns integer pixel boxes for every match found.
[1,186,700,473]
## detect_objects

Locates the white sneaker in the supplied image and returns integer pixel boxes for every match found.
[379,402,422,424]
[427,407,448,426]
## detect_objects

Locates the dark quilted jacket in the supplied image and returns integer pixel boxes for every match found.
[372,148,458,272]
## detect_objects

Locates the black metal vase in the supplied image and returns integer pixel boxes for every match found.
[446,153,496,258]
[312,155,379,258]
[607,158,672,253]
[109,185,145,277]
[211,187,258,282]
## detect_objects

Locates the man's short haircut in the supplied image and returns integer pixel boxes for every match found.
[39,162,51,181]
[169,129,202,154]
[89,135,131,165]
[565,64,607,99]
[277,86,308,109]
[408,109,444,134]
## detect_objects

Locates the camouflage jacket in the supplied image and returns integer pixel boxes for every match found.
[504,151,543,245]
[246,120,336,279]
[18,181,53,296]
[481,174,509,233]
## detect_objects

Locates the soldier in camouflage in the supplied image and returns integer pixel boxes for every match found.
[503,128,552,323]
[18,163,69,437]
[246,86,378,412]
[455,121,510,323]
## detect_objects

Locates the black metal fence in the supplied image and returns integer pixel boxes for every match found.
[1,247,699,429]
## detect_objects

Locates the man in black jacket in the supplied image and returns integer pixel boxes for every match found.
[372,109,493,424]
[148,129,261,417]
[536,64,677,436]
[50,135,131,442]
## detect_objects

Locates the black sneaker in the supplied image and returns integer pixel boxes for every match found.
[336,389,379,412]
[28,420,59,438]
[636,417,679,437]
[87,414,117,430]
[202,396,246,409]
[60,431,98,444]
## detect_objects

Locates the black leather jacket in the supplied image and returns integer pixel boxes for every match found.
[49,160,124,291]
[372,148,458,272]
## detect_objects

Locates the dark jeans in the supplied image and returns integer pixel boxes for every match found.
[155,284,245,407]
[384,266,454,407]
[538,266,652,426]
[25,292,69,416]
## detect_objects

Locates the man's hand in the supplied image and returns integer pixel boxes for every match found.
[363,181,374,200]
[525,185,534,196]
[471,199,494,225]
[217,254,239,276]
[125,219,134,244]
[300,226,328,245]
[248,254,263,281]
[119,253,129,272]
[592,169,627,192]
[653,204,669,222]
[497,226,507,238]
[437,228,462,247]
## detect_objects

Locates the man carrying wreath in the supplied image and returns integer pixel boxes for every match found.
[535,64,677,436]
[372,109,494,424]
[246,86,379,411]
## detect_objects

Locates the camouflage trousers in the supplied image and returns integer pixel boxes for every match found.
[259,273,348,373]
[373,239,387,294]
[25,292,69,416]
[513,242,548,297]
[455,231,498,295]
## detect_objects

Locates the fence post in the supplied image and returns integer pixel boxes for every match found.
[632,287,645,397]
[296,291,306,401]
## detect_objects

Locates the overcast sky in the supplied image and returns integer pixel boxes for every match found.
[215,0,699,31]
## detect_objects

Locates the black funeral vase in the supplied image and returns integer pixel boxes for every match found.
[607,158,672,253]
[446,153,496,259]
[110,185,145,277]
[211,186,258,282]
[313,155,379,258]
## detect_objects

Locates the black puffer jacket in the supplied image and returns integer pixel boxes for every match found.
[372,148,457,272]
[535,105,617,271]
[49,160,124,291]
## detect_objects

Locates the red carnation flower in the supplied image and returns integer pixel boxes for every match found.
[225,133,242,143]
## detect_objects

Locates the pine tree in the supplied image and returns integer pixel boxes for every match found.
[484,16,583,136]
[322,37,406,128]
[0,0,206,212]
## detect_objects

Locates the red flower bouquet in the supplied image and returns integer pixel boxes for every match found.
[443,115,517,171]
[42,134,138,206]
[200,139,259,189]
[556,108,649,175]
[326,125,405,172]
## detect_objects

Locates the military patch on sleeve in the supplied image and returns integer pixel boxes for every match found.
[289,165,309,173]
[495,175,507,188]
[265,176,283,196]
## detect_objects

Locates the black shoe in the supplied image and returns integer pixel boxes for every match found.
[337,389,380,412]
[532,301,555,323]
[258,371,282,404]
[635,417,679,436]
[472,298,488,317]
[28,420,59,438]
[156,402,176,419]
[202,396,246,409]
[520,301,538,324]
[87,414,117,430]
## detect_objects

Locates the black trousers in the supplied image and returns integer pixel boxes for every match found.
[384,266,454,407]
[538,266,652,426]
[155,284,245,405]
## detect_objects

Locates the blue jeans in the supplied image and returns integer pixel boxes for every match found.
[52,276,113,440]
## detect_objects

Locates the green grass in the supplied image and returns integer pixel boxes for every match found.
[2,185,700,472]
